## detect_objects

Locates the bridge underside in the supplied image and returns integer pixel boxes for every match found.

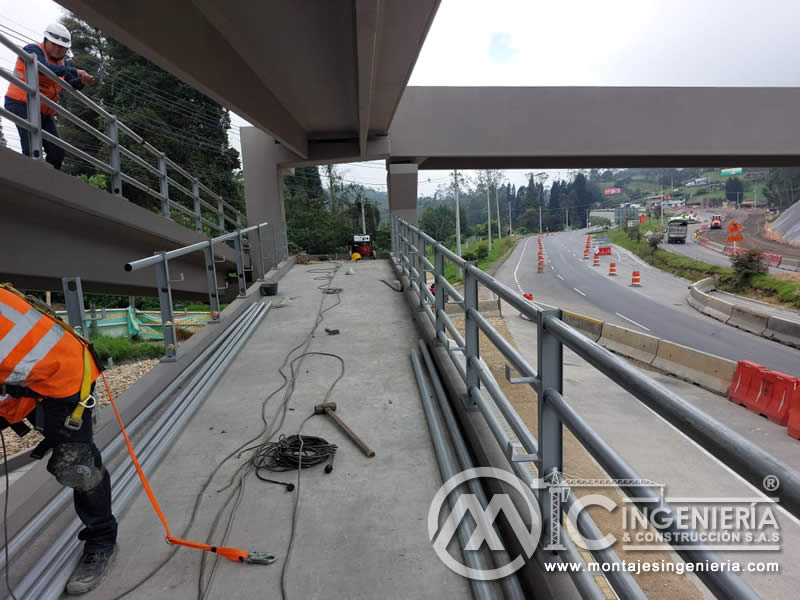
[0,149,238,299]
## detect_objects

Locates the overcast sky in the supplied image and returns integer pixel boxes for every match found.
[1,0,797,193]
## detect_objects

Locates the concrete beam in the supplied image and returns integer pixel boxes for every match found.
[0,148,237,298]
[58,0,309,157]
[390,86,800,167]
[355,0,381,155]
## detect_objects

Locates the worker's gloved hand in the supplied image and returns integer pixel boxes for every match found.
[76,70,95,86]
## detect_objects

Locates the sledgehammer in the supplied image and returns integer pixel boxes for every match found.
[313,402,375,458]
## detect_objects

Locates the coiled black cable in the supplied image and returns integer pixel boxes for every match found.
[252,434,337,475]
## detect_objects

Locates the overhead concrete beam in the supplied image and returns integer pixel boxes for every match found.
[390,86,800,167]
[58,0,309,157]
[355,0,381,155]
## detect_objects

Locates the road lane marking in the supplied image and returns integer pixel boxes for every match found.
[556,274,564,280]
[615,312,651,331]
[513,237,531,293]
[573,288,586,296]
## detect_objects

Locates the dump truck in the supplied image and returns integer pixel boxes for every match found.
[710,215,722,229]
[667,218,689,243]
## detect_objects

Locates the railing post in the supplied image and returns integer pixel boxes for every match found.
[217,198,225,231]
[153,253,178,362]
[232,230,247,297]
[269,223,278,270]
[538,309,564,550]
[202,244,221,323]
[107,117,122,195]
[418,234,426,308]
[23,54,42,160]
[254,224,266,280]
[61,277,87,336]
[463,261,479,410]
[434,248,445,337]
[158,153,170,218]
[392,217,398,261]
[192,179,202,231]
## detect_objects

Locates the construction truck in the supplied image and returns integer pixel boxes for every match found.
[710,215,722,229]
[667,218,688,244]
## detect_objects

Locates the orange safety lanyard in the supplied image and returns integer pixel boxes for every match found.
[100,372,267,564]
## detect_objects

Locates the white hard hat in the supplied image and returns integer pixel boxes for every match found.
[44,23,71,49]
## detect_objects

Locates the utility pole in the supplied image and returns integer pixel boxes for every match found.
[486,181,492,251]
[360,189,366,235]
[660,182,664,228]
[508,199,512,236]
[453,169,462,259]
[535,172,548,234]
[495,183,502,239]
[539,203,543,234]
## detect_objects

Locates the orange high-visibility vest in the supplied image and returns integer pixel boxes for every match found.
[0,286,100,424]
[5,42,63,116]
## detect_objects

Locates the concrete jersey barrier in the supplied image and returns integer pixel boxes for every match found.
[764,316,800,349]
[652,340,738,395]
[727,306,769,335]
[599,322,660,364]
[563,311,603,342]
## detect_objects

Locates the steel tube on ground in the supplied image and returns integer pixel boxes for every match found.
[14,303,268,599]
[544,388,759,600]
[468,389,645,600]
[418,342,525,600]
[545,314,800,520]
[410,347,498,600]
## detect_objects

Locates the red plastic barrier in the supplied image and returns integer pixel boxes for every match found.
[788,386,800,440]
[697,237,708,246]
[764,253,783,267]
[728,360,768,410]
[759,371,798,426]
[596,246,612,256]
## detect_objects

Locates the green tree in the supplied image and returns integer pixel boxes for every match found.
[420,205,456,241]
[725,176,744,206]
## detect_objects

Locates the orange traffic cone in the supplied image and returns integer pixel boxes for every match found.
[583,249,589,259]
[608,262,617,276]
[537,257,545,273]
[631,271,641,286]
[593,254,600,267]
[523,292,534,301]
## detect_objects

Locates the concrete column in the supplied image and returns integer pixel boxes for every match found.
[241,127,298,273]
[387,163,418,226]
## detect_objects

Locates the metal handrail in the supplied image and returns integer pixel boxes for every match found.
[392,218,800,600]
[0,30,246,234]
[124,223,269,361]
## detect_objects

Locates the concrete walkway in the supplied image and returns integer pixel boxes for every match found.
[78,260,468,600]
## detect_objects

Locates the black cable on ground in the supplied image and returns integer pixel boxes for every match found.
[379,279,403,292]
[1,431,20,600]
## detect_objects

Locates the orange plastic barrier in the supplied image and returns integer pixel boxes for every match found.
[788,387,800,440]
[608,263,617,276]
[596,246,612,256]
[631,271,641,286]
[759,371,798,426]
[728,360,767,411]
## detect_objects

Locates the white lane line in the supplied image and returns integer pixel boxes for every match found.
[615,312,651,331]
[573,287,586,296]
[513,237,531,293]
[556,274,565,281]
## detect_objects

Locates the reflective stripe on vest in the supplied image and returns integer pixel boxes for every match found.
[4,42,62,116]
[0,300,66,385]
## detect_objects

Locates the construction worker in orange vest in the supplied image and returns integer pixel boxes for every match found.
[4,23,95,170]
[0,284,117,595]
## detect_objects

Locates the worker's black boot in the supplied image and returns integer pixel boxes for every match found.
[65,543,118,595]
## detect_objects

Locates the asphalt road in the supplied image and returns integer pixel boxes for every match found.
[506,229,800,376]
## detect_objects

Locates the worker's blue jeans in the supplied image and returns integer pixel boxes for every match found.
[3,97,65,170]
[41,395,118,554]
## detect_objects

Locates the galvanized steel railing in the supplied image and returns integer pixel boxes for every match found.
[0,31,245,234]
[125,222,272,361]
[393,217,800,600]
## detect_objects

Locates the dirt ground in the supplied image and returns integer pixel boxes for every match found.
[461,316,703,599]
[701,210,800,259]
[2,358,159,456]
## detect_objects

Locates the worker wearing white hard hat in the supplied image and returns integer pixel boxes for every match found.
[4,22,95,170]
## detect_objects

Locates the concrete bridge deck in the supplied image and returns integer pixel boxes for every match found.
[76,259,469,600]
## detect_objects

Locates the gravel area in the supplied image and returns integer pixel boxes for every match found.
[2,358,160,457]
